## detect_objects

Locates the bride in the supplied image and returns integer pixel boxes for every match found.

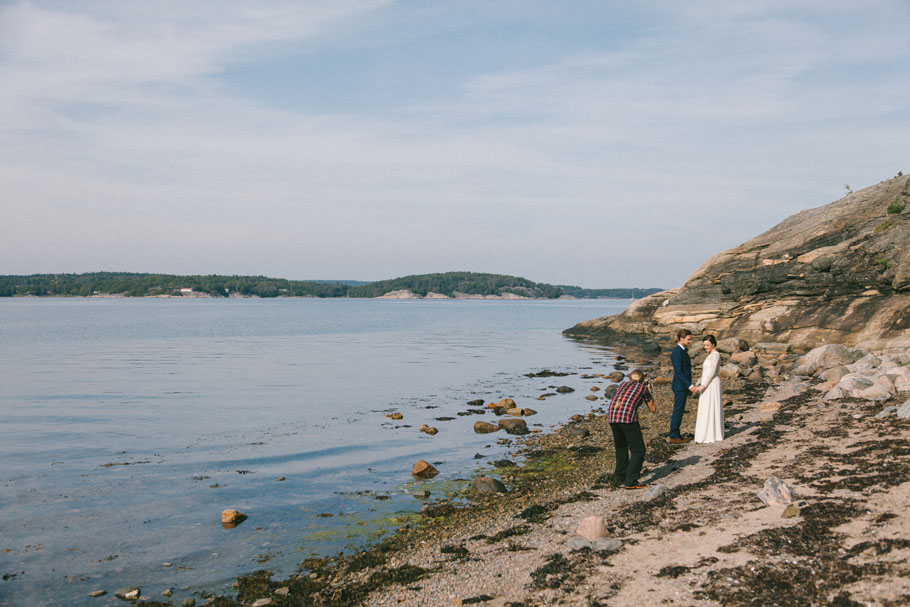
[694,334,724,443]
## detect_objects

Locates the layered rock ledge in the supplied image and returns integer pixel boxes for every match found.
[566,175,910,353]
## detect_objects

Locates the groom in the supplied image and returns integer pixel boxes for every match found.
[669,329,697,444]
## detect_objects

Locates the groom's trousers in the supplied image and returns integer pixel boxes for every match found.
[611,422,646,486]
[670,390,687,438]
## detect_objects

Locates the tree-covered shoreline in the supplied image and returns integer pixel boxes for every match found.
[0,272,661,300]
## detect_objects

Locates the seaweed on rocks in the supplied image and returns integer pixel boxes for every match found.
[486,525,533,543]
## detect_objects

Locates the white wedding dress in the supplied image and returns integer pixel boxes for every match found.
[694,350,724,443]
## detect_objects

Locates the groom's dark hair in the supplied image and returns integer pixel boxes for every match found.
[676,328,692,341]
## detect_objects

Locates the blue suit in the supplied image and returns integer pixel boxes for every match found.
[670,344,692,438]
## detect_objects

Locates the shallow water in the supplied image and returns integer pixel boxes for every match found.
[0,298,626,606]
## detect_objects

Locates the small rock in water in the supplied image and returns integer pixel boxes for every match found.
[221,509,248,528]
[114,587,141,601]
[497,397,516,408]
[419,424,439,435]
[757,476,796,506]
[589,386,600,392]
[498,418,529,435]
[467,399,485,407]
[277,476,286,481]
[386,412,403,420]
[412,460,439,478]
[161,588,173,597]
[182,599,195,607]
[88,590,106,598]
[556,386,575,393]
[473,421,499,434]
[585,395,599,401]
[412,489,431,499]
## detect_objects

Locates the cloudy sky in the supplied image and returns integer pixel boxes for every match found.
[2,1,908,288]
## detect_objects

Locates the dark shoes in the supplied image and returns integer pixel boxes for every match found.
[668,437,691,444]
[623,484,648,490]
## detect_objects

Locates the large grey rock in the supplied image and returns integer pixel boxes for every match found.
[794,344,857,376]
[473,476,507,495]
[875,406,898,419]
[837,373,875,392]
[593,538,624,553]
[757,477,796,506]
[849,354,882,373]
[567,537,592,550]
[897,400,910,419]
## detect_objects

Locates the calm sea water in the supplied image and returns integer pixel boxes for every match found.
[0,298,627,606]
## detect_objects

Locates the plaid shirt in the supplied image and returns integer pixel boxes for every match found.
[608,380,652,424]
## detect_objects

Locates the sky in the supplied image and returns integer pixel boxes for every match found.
[1,1,908,288]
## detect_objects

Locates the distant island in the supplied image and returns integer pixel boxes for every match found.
[0,272,662,300]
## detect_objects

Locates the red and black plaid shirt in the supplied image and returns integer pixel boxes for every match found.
[607,380,652,424]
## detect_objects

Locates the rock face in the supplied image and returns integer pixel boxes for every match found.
[566,175,910,352]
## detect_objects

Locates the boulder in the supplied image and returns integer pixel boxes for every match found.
[608,371,625,382]
[473,421,499,434]
[731,350,757,366]
[556,386,575,393]
[719,363,742,379]
[585,395,599,401]
[473,476,507,495]
[412,460,439,478]
[716,337,749,353]
[593,538,624,553]
[221,509,248,528]
[819,365,850,382]
[757,477,796,506]
[759,401,782,413]
[781,505,802,519]
[467,399,485,407]
[603,385,619,398]
[848,354,882,373]
[252,599,274,607]
[874,406,898,419]
[497,398,516,408]
[498,418,529,435]
[576,516,609,541]
[896,376,910,392]
[566,427,590,438]
[643,484,669,500]
[837,373,875,392]
[897,400,910,419]
[567,537,592,550]
[419,425,439,435]
[88,590,107,598]
[385,412,403,420]
[793,344,857,376]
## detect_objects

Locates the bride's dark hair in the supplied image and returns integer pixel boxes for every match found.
[704,334,717,346]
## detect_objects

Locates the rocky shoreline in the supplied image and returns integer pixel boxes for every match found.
[116,339,910,607]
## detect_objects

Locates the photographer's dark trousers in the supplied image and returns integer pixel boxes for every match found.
[610,422,646,486]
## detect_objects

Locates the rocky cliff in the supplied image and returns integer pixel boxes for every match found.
[567,174,910,353]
